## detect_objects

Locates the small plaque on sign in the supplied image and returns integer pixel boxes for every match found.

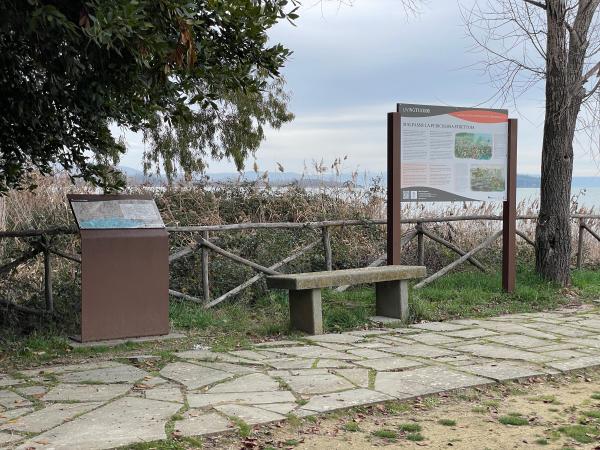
[69,197,165,230]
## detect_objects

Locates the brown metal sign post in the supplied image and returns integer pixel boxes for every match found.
[502,119,518,292]
[387,104,517,293]
[68,194,169,342]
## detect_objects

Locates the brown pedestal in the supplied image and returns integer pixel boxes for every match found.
[79,228,169,342]
[78,228,169,342]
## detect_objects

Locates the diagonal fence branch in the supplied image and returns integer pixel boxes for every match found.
[204,239,321,309]
[414,230,503,290]
[420,227,488,272]
[196,235,280,275]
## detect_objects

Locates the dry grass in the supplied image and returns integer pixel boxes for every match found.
[0,170,599,328]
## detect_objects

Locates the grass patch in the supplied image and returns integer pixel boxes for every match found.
[499,415,529,426]
[406,432,425,441]
[591,392,600,400]
[438,419,456,426]
[343,422,360,432]
[582,410,600,419]
[557,424,599,444]
[471,406,487,414]
[535,438,549,445]
[398,423,422,432]
[371,429,397,439]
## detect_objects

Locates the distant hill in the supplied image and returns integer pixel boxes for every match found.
[119,167,600,189]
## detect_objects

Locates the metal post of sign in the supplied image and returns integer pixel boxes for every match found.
[387,112,402,265]
[502,119,518,293]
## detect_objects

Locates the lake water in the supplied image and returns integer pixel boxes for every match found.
[518,187,600,210]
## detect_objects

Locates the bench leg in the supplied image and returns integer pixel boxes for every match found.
[375,280,409,322]
[289,289,323,335]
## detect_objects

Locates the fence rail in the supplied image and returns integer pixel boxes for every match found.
[2,213,600,317]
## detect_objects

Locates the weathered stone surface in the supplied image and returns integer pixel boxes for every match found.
[229,350,270,361]
[384,344,457,358]
[575,318,600,330]
[57,364,148,384]
[264,358,315,370]
[347,330,393,337]
[311,342,349,351]
[215,404,285,425]
[0,431,22,445]
[306,334,363,344]
[16,385,47,397]
[346,348,392,359]
[278,373,354,395]
[411,322,469,332]
[445,329,498,339]
[0,407,34,424]
[160,362,233,390]
[43,383,131,402]
[546,355,600,371]
[187,390,295,408]
[19,361,122,378]
[333,368,370,387]
[487,334,552,348]
[0,375,22,388]
[541,350,587,360]
[315,359,356,368]
[256,403,297,415]
[144,385,184,403]
[407,333,461,345]
[208,374,279,393]
[175,350,256,364]
[300,388,393,413]
[0,390,31,409]
[453,343,554,363]
[565,337,600,349]
[266,265,426,290]
[255,340,303,347]
[1,402,101,433]
[465,321,558,339]
[356,357,421,371]
[174,411,233,437]
[459,362,544,381]
[17,397,179,450]
[351,341,393,349]
[523,323,592,338]
[195,361,257,375]
[273,346,359,361]
[375,366,491,398]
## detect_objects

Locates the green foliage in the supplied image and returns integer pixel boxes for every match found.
[557,424,599,444]
[499,415,529,426]
[0,0,297,193]
[438,419,456,426]
[398,423,422,432]
[371,429,397,439]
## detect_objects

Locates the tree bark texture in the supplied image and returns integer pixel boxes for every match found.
[536,0,598,285]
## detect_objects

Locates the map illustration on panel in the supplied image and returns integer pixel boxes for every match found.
[70,199,165,229]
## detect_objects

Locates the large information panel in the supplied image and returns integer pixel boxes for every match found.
[397,103,508,202]
[70,198,164,229]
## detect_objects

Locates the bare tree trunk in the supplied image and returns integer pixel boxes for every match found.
[535,0,595,286]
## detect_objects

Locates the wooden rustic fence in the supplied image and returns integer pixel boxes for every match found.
[1,213,600,317]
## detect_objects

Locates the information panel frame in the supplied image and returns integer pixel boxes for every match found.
[397,103,509,203]
[387,105,517,293]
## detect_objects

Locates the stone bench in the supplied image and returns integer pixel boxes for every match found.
[266,265,426,335]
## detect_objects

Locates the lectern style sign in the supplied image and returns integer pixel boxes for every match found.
[387,104,517,292]
[68,194,169,342]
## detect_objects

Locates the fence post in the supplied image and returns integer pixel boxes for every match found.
[577,219,585,269]
[42,236,54,312]
[416,222,425,266]
[201,231,210,302]
[322,226,332,271]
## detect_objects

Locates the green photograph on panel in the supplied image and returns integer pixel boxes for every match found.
[454,132,493,160]
[470,166,506,192]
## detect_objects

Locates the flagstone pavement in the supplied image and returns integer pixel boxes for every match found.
[3,305,600,449]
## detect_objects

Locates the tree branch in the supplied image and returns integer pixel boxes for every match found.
[523,0,547,10]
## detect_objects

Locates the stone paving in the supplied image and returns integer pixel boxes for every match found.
[2,306,600,449]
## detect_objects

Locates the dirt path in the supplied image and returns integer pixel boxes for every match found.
[206,371,600,450]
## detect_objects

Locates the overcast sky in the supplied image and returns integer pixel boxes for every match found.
[119,0,600,177]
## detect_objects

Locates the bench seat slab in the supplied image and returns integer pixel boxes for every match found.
[376,280,408,322]
[267,265,426,290]
[289,288,323,335]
